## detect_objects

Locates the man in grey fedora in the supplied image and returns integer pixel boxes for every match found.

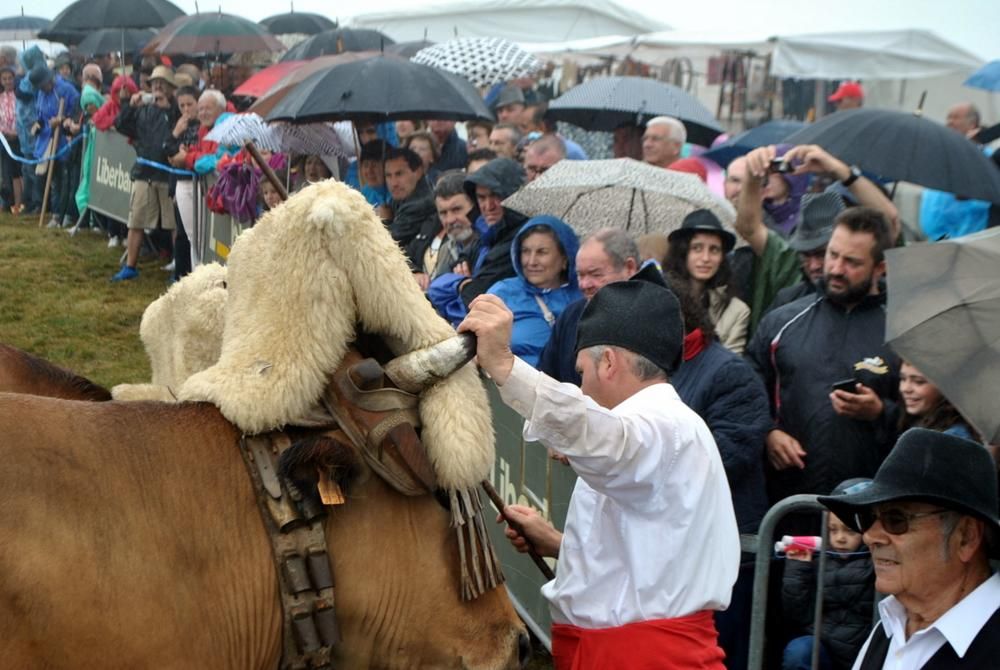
[818,428,1000,669]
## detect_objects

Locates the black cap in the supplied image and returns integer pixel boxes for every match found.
[575,279,684,375]
[668,209,736,253]
[464,157,525,202]
[819,428,1000,556]
[789,192,843,252]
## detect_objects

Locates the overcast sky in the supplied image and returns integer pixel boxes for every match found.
[21,0,998,60]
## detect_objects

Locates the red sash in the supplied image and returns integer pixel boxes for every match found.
[551,610,725,670]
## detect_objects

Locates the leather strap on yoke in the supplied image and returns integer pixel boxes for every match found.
[240,432,343,670]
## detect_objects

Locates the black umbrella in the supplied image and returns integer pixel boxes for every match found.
[703,119,807,167]
[547,76,724,147]
[46,0,184,31]
[76,28,155,56]
[386,40,434,59]
[259,11,335,36]
[279,28,395,62]
[785,109,1000,203]
[264,54,492,124]
[36,27,88,45]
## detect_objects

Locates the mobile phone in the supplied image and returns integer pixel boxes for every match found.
[769,158,793,173]
[141,92,154,104]
[831,378,859,394]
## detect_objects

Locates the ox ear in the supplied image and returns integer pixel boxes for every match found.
[278,433,361,506]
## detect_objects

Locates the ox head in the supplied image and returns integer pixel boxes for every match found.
[272,333,529,670]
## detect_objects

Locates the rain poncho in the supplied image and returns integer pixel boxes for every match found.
[485,216,582,367]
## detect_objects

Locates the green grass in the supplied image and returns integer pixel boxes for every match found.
[0,211,167,387]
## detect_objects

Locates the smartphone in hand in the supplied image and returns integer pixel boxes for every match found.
[831,378,859,394]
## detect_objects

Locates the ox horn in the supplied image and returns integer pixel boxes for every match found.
[383,333,477,393]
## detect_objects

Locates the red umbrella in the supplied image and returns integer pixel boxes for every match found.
[232,60,303,98]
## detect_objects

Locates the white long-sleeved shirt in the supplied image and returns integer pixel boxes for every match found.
[499,357,740,628]
[850,572,1000,669]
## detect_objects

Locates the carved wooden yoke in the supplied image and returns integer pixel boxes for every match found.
[237,347,503,670]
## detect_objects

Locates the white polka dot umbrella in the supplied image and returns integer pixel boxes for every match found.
[412,37,540,88]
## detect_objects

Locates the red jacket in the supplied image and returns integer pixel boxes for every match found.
[184,123,219,171]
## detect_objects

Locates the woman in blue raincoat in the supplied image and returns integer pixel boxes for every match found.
[486,215,582,367]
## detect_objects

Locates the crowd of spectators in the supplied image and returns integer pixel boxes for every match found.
[0,42,996,670]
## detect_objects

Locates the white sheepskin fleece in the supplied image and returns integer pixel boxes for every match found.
[110,383,179,402]
[178,180,494,489]
[111,263,228,402]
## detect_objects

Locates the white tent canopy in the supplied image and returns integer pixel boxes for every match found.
[771,30,983,80]
[349,0,669,44]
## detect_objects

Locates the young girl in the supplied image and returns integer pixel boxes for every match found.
[898,360,978,441]
[259,179,282,214]
[781,478,874,670]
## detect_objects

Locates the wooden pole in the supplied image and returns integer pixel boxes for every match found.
[244,140,288,201]
[481,479,556,581]
[39,98,66,228]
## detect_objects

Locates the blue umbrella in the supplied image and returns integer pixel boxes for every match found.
[702,119,806,167]
[964,60,1000,92]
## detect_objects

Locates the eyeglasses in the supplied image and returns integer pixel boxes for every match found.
[525,164,550,176]
[854,508,950,535]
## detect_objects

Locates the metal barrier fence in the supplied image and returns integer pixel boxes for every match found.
[485,385,878,669]
[86,130,244,264]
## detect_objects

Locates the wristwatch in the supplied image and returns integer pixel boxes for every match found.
[841,164,862,187]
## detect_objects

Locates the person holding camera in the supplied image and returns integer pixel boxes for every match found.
[746,204,901,522]
[111,66,178,282]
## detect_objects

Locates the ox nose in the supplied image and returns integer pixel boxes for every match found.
[517,631,532,668]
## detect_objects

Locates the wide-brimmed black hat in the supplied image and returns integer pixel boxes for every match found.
[789,192,843,252]
[819,428,1000,556]
[667,209,736,253]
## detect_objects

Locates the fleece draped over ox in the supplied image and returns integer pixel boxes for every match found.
[178,180,494,490]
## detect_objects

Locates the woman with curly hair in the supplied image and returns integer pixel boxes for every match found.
[665,210,750,354]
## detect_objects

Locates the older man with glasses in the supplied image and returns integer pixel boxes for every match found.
[818,428,1000,669]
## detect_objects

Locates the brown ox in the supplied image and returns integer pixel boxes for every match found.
[0,343,111,401]
[0,394,529,669]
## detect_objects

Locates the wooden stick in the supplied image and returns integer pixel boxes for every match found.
[39,98,66,228]
[244,140,288,201]
[481,479,556,581]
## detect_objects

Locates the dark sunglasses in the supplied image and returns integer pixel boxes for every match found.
[854,507,950,535]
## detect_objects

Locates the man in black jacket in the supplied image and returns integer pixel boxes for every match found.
[111,66,178,282]
[427,158,526,325]
[384,146,437,262]
[747,207,900,513]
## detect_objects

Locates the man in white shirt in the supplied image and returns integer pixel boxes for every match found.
[818,428,1000,670]
[458,277,739,670]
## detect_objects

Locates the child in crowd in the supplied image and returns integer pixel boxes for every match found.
[259,179,282,214]
[781,479,875,670]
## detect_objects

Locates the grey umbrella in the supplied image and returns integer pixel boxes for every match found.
[547,76,724,147]
[885,227,1000,443]
[501,158,736,238]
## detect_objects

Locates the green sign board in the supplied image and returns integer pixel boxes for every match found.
[485,382,577,649]
[87,130,135,224]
